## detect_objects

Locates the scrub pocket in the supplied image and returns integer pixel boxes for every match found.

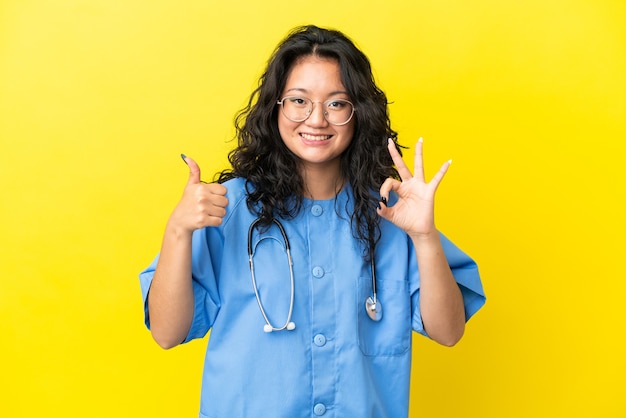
[357,276,411,356]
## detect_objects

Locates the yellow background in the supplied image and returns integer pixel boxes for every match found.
[1,0,624,416]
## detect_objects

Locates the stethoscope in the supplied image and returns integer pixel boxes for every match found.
[248,218,382,333]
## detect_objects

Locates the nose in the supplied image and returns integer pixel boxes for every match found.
[305,101,329,127]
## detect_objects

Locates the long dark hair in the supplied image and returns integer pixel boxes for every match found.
[217,25,401,256]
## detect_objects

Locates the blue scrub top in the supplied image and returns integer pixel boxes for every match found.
[140,177,485,418]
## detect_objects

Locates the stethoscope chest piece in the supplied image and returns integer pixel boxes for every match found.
[365,296,383,321]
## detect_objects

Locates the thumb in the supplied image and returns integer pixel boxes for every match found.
[181,154,201,185]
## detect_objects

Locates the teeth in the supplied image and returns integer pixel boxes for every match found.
[301,133,331,141]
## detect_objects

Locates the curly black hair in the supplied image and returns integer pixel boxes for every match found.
[217,25,401,257]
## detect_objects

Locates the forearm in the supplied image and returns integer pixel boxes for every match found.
[412,232,465,346]
[148,222,196,349]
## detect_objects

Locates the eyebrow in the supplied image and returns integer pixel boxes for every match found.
[284,88,349,97]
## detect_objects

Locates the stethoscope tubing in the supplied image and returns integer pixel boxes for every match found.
[248,218,296,332]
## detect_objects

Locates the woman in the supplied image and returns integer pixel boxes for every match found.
[140,25,485,418]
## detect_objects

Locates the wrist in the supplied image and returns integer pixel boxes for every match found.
[164,217,194,241]
[409,229,441,248]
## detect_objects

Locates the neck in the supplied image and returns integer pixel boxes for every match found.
[301,163,344,200]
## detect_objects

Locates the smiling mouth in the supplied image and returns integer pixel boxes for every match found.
[301,133,332,141]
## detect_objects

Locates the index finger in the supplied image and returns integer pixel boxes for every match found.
[207,182,228,197]
[387,138,413,181]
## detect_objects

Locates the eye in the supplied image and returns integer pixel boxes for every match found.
[288,97,308,106]
[327,100,348,110]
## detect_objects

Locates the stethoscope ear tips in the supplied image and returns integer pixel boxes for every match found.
[263,322,296,332]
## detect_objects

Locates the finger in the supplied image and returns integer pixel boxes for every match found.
[376,178,400,220]
[376,178,393,218]
[199,184,229,217]
[378,177,401,204]
[204,215,224,227]
[387,138,413,181]
[413,138,425,182]
[207,182,228,197]
[429,159,452,192]
[205,205,228,218]
[207,187,229,209]
[181,154,202,185]
[376,203,390,219]
[193,190,229,228]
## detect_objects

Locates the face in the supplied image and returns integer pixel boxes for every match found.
[278,55,355,176]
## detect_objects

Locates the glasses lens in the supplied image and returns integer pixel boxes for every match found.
[279,96,354,125]
[323,99,354,125]
[281,96,311,122]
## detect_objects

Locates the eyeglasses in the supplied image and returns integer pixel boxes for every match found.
[277,96,355,126]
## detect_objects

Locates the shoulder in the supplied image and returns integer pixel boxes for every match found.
[221,177,247,202]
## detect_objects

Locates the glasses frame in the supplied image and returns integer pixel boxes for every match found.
[277,96,355,126]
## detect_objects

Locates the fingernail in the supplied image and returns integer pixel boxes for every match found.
[380,196,388,206]
[448,159,453,164]
[418,137,423,143]
[181,154,188,164]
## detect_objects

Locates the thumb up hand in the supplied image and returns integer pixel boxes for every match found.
[168,154,229,234]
